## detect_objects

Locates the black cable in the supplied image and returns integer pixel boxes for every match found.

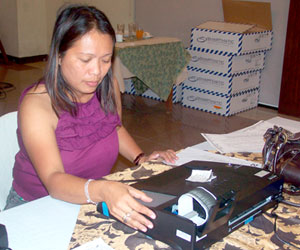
[0,82,15,100]
[0,90,6,100]
[281,199,300,207]
[271,203,300,250]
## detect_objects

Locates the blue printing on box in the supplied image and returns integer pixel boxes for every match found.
[141,93,161,101]
[189,43,235,57]
[188,46,234,75]
[124,79,183,103]
[186,65,262,78]
[172,84,181,103]
[181,84,259,116]
[186,67,233,94]
[182,84,259,96]
[188,46,266,72]
[124,80,136,95]
[181,102,258,116]
[190,27,272,56]
[186,67,262,95]
[190,27,243,55]
[187,48,265,77]
[139,84,183,103]
[187,65,262,77]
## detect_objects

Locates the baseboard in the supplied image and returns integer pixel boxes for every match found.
[258,103,278,110]
[4,54,48,64]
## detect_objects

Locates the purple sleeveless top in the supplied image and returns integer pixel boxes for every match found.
[13,84,121,201]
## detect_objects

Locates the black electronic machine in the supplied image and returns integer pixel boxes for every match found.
[98,161,283,250]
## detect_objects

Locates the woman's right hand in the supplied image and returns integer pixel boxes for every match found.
[96,180,156,232]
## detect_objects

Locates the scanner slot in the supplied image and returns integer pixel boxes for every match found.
[228,195,272,226]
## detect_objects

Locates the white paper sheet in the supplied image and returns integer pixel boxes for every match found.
[168,147,261,168]
[201,117,300,154]
[0,196,80,250]
[266,116,300,132]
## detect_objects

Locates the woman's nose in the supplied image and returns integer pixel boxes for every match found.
[89,60,101,76]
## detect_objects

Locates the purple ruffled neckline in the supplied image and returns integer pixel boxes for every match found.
[55,94,120,151]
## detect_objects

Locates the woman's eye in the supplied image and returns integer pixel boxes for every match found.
[80,58,90,63]
[102,58,111,64]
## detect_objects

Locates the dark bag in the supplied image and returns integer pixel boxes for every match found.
[262,126,300,195]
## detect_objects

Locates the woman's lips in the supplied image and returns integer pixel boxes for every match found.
[85,81,99,87]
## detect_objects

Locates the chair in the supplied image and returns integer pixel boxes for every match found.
[0,111,19,211]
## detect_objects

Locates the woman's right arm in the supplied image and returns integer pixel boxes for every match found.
[19,91,155,232]
[18,92,88,203]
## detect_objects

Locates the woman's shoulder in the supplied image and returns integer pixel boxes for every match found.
[19,84,57,127]
[21,84,50,109]
[26,82,47,94]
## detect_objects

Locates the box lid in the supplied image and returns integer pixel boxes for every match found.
[222,0,272,31]
[196,21,255,33]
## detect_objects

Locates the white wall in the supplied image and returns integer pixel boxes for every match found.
[0,0,134,57]
[136,0,290,107]
[0,0,19,57]
[257,0,290,107]
[17,0,48,58]
[0,0,290,107]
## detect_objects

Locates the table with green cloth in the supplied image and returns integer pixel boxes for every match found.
[113,37,191,101]
[68,152,300,250]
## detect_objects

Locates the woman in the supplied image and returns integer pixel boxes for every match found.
[5,4,177,233]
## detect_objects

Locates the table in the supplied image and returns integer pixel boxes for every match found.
[68,151,300,250]
[113,37,190,101]
[1,146,299,250]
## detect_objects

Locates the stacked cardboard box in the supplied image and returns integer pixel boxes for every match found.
[182,20,272,116]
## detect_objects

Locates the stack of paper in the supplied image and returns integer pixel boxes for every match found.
[170,147,261,168]
[201,116,300,153]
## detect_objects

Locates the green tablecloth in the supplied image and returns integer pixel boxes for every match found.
[116,41,190,101]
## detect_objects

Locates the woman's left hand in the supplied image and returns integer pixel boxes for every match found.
[140,149,178,165]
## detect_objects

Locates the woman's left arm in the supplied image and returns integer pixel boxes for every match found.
[117,126,178,165]
[113,77,122,120]
[113,76,177,165]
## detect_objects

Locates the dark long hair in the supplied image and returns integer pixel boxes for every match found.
[44,4,116,116]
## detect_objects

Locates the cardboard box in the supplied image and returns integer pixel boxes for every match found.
[124,79,136,95]
[190,1,273,55]
[141,89,162,101]
[171,83,183,103]
[141,84,183,103]
[222,0,272,30]
[181,85,259,116]
[190,22,272,55]
[184,66,261,95]
[187,47,265,75]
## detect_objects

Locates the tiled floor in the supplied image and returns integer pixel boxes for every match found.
[0,61,298,173]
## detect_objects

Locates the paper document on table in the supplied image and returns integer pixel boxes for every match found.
[168,147,261,168]
[0,196,80,250]
[201,117,300,154]
[266,116,300,132]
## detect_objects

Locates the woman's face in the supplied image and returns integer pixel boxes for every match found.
[59,29,114,102]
